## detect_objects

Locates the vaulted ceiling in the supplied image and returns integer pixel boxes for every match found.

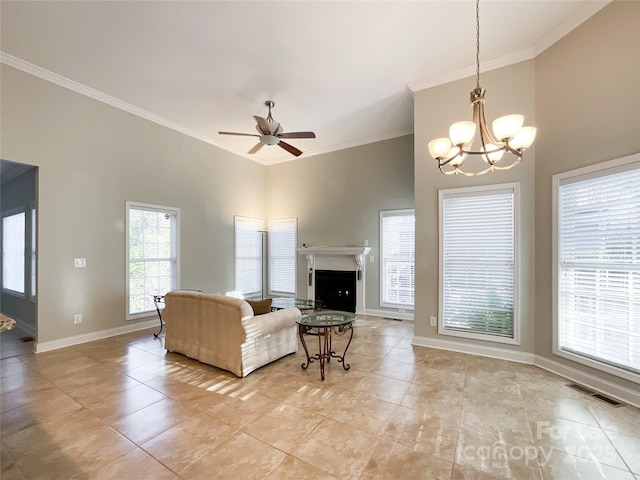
[1,1,610,165]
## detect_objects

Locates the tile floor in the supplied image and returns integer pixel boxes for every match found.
[1,316,639,479]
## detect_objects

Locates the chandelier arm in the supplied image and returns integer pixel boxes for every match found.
[439,163,495,177]
[491,155,521,171]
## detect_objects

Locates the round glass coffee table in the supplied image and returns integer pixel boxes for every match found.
[296,311,356,381]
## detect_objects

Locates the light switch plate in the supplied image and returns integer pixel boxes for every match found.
[74,258,86,268]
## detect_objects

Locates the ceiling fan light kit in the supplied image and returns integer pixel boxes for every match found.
[428,0,536,176]
[219,100,316,157]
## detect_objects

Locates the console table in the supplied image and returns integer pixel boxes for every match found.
[296,311,355,381]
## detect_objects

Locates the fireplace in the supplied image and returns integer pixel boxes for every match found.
[297,246,371,314]
[315,270,357,312]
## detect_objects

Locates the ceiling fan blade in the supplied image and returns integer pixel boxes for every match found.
[218,131,260,137]
[279,131,316,139]
[278,141,302,157]
[248,142,264,154]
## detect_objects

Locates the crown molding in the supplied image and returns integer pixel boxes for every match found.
[531,0,611,57]
[407,0,612,93]
[0,51,255,158]
[407,48,535,93]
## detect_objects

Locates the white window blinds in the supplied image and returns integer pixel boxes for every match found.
[127,203,179,317]
[380,210,415,307]
[440,185,517,342]
[2,211,25,294]
[235,216,264,298]
[558,164,640,375]
[268,218,297,295]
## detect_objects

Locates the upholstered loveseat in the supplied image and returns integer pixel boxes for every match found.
[162,290,300,377]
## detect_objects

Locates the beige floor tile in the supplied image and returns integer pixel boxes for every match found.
[359,438,453,480]
[369,356,417,382]
[460,399,531,439]
[352,372,411,404]
[191,386,279,427]
[1,386,84,437]
[141,412,237,474]
[539,448,635,480]
[402,382,464,412]
[382,404,459,461]
[589,402,640,438]
[93,447,179,479]
[1,317,637,480]
[528,412,627,470]
[264,455,338,480]
[112,397,199,445]
[521,388,600,426]
[181,431,286,479]
[451,463,503,479]
[455,424,541,480]
[605,430,640,474]
[242,402,323,453]
[78,383,167,422]
[322,389,399,436]
[292,417,380,480]
[5,408,136,479]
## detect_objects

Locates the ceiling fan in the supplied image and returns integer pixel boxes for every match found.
[218,101,316,157]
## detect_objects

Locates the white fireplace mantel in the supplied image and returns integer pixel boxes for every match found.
[297,246,371,314]
[296,246,371,270]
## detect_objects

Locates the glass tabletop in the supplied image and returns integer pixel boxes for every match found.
[271,297,325,310]
[296,311,356,328]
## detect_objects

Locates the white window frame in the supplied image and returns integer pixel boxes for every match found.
[30,204,36,301]
[234,216,264,299]
[552,153,640,383]
[438,183,520,345]
[2,208,26,296]
[268,218,297,297]
[380,209,415,309]
[126,201,180,320]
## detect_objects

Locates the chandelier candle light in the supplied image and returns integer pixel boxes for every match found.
[428,0,536,176]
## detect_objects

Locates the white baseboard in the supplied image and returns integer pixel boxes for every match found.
[412,335,535,365]
[34,318,159,353]
[534,355,640,409]
[365,308,414,321]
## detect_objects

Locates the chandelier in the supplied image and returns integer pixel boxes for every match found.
[428,0,536,176]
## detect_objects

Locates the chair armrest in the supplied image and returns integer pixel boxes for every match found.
[242,307,301,338]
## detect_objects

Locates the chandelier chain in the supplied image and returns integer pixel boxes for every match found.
[475,0,480,89]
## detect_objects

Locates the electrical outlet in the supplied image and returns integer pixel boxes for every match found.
[369,255,374,263]
[74,314,82,324]
[430,316,437,327]
[74,258,86,268]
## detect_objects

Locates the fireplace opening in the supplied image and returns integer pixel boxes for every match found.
[315,270,357,313]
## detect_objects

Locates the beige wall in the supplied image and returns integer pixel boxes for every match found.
[534,1,640,388]
[1,65,268,344]
[267,135,414,310]
[414,60,537,354]
[413,0,639,390]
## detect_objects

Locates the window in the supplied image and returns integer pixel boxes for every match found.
[439,184,519,344]
[126,202,179,319]
[268,218,297,296]
[2,211,25,294]
[235,216,264,298]
[554,155,640,380]
[380,209,415,308]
